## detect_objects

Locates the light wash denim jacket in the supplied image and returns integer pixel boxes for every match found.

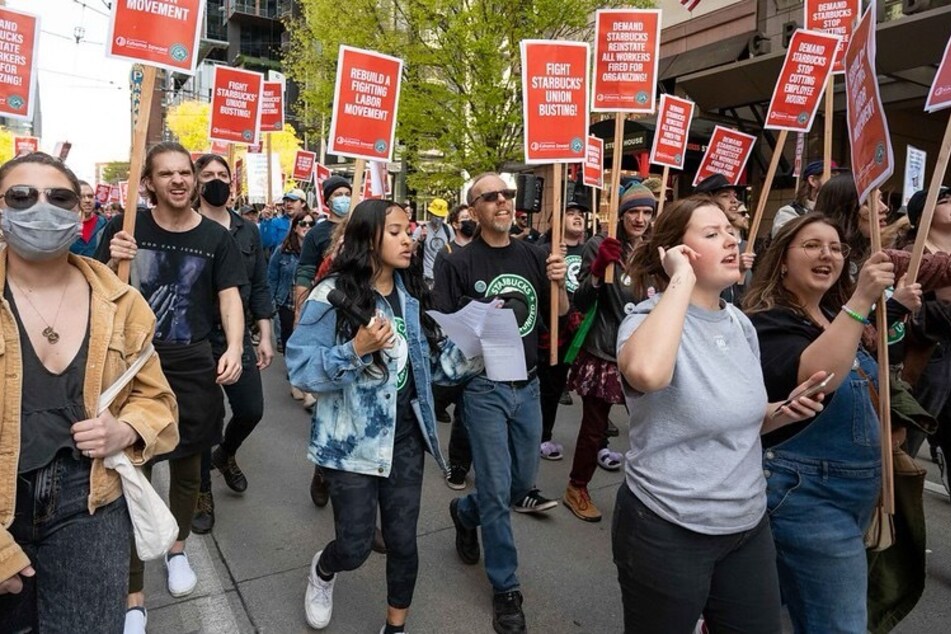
[286,274,483,477]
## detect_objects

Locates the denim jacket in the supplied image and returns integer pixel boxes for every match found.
[286,274,483,477]
[268,248,299,309]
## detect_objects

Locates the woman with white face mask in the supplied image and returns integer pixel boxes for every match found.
[0,152,178,631]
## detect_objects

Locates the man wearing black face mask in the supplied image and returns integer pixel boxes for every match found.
[190,154,275,534]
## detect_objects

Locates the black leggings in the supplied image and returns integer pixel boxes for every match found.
[612,486,781,634]
[317,432,424,609]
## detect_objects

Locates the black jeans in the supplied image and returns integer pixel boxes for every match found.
[611,486,781,634]
[435,384,471,471]
[277,304,295,349]
[317,432,424,609]
[201,328,264,488]
[1,451,131,633]
[538,358,571,443]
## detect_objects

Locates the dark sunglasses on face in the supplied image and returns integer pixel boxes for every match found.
[298,220,315,228]
[0,186,80,211]
[476,189,517,203]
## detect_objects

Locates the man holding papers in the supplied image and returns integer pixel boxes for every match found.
[433,172,567,634]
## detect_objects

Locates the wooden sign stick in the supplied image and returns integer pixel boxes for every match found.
[117,65,157,284]
[656,165,670,218]
[868,185,894,514]
[605,113,624,284]
[349,159,366,212]
[550,163,563,366]
[906,115,951,281]
[823,75,834,182]
[745,129,788,253]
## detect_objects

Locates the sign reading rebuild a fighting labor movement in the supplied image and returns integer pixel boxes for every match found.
[765,29,840,131]
[692,126,757,187]
[583,136,604,189]
[926,35,951,113]
[328,46,403,162]
[293,150,316,182]
[260,81,284,132]
[592,9,661,113]
[844,4,893,203]
[107,0,203,74]
[521,40,590,164]
[209,66,264,146]
[805,0,859,74]
[650,94,695,170]
[0,7,39,121]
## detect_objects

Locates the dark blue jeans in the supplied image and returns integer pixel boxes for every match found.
[0,451,131,633]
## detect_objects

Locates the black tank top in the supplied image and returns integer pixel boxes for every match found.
[5,286,90,473]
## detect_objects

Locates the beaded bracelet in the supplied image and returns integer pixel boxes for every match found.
[841,305,871,325]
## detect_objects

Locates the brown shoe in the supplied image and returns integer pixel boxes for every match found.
[564,483,602,522]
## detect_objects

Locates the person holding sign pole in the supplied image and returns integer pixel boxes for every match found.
[744,213,895,632]
[614,197,826,634]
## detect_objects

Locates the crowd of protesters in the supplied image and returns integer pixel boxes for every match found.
[1,145,950,634]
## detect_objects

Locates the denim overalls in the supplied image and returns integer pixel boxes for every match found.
[763,348,881,633]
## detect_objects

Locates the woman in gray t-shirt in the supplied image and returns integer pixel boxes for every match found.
[612,196,827,634]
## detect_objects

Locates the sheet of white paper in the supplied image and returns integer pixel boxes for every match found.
[426,302,528,381]
[427,302,490,359]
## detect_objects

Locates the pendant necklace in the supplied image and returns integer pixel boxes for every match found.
[9,278,69,344]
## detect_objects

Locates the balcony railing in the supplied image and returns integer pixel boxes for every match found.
[227,0,279,20]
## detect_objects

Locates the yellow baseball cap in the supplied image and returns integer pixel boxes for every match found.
[428,198,449,218]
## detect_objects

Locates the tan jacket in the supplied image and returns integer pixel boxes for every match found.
[0,251,179,582]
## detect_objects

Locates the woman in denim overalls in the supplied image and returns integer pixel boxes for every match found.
[745,214,896,632]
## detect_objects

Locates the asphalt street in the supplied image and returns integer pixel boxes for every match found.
[142,356,951,633]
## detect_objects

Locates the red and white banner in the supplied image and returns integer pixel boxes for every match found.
[804,0,859,74]
[0,7,39,121]
[315,162,331,183]
[692,126,757,187]
[109,185,120,203]
[583,136,604,189]
[107,0,203,74]
[765,29,840,131]
[293,150,316,182]
[521,40,590,164]
[926,35,951,113]
[234,158,244,198]
[95,184,111,205]
[210,139,230,156]
[209,66,264,145]
[650,95,695,170]
[260,81,284,133]
[13,136,38,156]
[328,46,403,162]
[119,181,129,206]
[794,132,806,177]
[592,9,661,113]
[844,4,893,204]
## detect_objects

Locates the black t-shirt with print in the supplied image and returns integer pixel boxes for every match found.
[384,288,420,441]
[433,236,551,371]
[97,210,247,344]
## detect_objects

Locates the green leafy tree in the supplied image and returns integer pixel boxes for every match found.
[101,161,131,183]
[286,0,637,195]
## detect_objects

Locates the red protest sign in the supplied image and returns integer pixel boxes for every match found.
[844,5,893,203]
[583,136,604,189]
[0,8,39,121]
[592,9,661,113]
[260,81,284,132]
[13,136,38,155]
[328,46,403,162]
[107,0,203,74]
[926,36,951,113]
[804,0,859,74]
[521,40,590,164]
[95,184,111,204]
[210,66,264,145]
[692,126,757,187]
[119,181,129,206]
[293,150,316,182]
[794,132,806,177]
[54,142,71,161]
[315,163,331,183]
[765,29,840,132]
[234,158,244,198]
[210,139,230,155]
[650,95,695,170]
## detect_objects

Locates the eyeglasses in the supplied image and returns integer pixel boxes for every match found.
[298,220,315,228]
[793,240,851,259]
[476,189,517,203]
[0,186,80,211]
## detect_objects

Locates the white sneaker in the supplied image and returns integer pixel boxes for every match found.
[165,551,198,597]
[123,607,147,634]
[304,550,335,629]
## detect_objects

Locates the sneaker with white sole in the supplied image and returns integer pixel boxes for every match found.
[539,441,563,461]
[512,488,558,513]
[165,551,198,597]
[305,550,335,629]
[123,607,147,634]
[597,447,623,471]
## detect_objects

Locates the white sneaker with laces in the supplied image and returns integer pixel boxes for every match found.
[123,607,147,634]
[305,550,335,629]
[165,551,198,597]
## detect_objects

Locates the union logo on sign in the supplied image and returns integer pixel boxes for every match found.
[875,142,886,165]
[797,112,809,125]
[170,44,189,62]
[570,137,583,153]
[7,95,23,110]
[242,130,253,141]
[374,139,388,153]
[635,91,649,104]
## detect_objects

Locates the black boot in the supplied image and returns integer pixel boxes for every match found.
[492,590,526,634]
[310,466,329,507]
[191,489,215,534]
[212,447,248,493]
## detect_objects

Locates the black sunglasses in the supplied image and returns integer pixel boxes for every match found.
[298,220,315,228]
[476,189,517,203]
[1,186,80,211]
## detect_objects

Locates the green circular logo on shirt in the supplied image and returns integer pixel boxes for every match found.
[565,254,582,294]
[391,316,409,390]
[485,273,537,337]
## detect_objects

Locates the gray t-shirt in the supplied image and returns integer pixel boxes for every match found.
[616,294,768,535]
[413,220,455,279]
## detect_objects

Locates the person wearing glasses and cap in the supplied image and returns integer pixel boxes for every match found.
[771,160,846,237]
[412,197,455,286]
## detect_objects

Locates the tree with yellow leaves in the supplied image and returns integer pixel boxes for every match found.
[0,126,15,164]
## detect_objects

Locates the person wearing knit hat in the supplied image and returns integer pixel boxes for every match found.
[413,197,456,284]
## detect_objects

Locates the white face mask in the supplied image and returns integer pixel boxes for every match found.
[0,202,80,261]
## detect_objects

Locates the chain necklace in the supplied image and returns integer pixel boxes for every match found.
[9,277,69,344]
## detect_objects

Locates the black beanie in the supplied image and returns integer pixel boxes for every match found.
[322,175,351,202]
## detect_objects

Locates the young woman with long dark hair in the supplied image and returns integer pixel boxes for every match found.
[286,199,481,633]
